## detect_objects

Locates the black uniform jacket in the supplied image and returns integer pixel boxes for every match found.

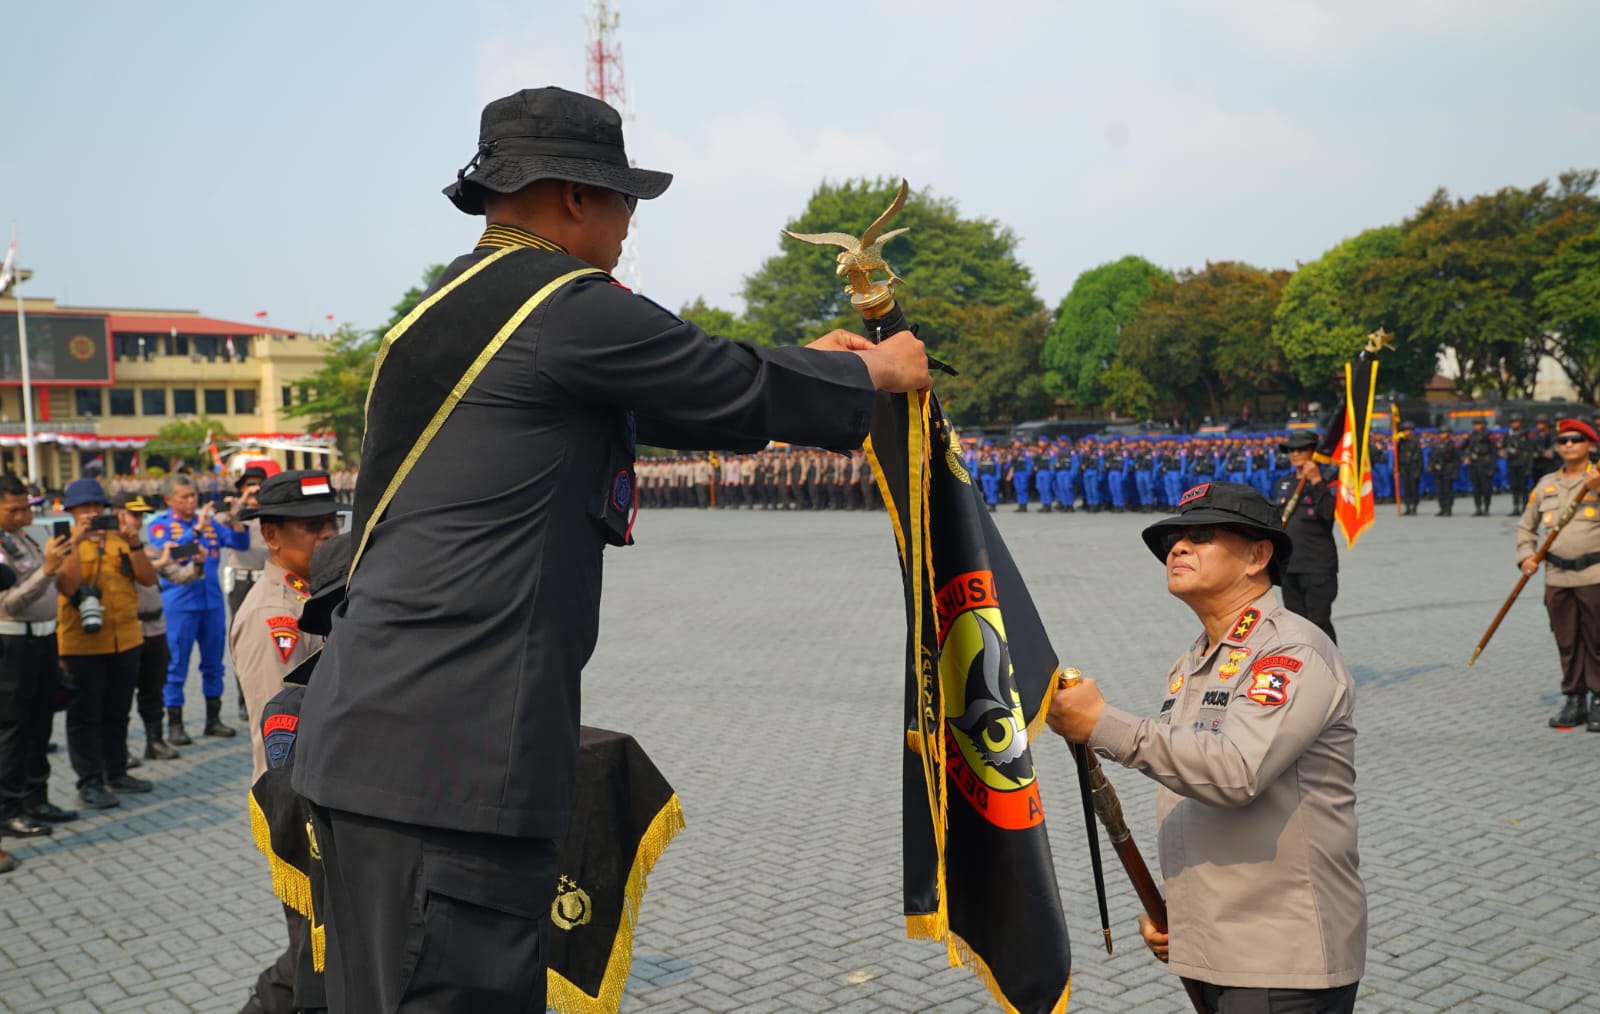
[293,240,876,838]
[1274,471,1339,576]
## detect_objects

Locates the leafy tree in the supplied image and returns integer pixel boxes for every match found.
[1535,222,1600,403]
[1043,255,1170,406]
[741,179,1043,349]
[1271,226,1439,399]
[1111,262,1289,421]
[145,417,233,471]
[287,265,444,464]
[934,305,1054,426]
[677,297,770,345]
[1363,172,1600,397]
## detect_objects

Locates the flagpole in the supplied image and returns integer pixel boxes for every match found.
[12,238,38,485]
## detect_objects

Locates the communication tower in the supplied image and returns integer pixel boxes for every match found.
[586,0,642,291]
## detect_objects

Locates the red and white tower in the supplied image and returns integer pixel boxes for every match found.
[586,0,642,291]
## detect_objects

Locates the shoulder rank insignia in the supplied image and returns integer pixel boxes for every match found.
[1228,608,1262,643]
[266,615,300,664]
[1246,670,1291,707]
[285,572,311,599]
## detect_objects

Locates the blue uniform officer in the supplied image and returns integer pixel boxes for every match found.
[147,475,250,743]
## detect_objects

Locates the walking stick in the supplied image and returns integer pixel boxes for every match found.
[1070,735,1113,954]
[1469,487,1592,666]
[1060,670,1210,1014]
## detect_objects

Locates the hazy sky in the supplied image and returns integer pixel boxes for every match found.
[4,1,1598,335]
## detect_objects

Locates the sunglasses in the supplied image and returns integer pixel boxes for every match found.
[1161,525,1253,554]
[1556,435,1590,446]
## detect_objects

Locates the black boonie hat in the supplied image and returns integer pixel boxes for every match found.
[443,86,672,215]
[235,466,269,491]
[1279,431,1319,452]
[1141,481,1293,585]
[299,531,352,637]
[240,470,349,521]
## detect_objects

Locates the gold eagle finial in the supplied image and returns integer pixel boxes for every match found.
[783,179,910,302]
[1364,327,1395,354]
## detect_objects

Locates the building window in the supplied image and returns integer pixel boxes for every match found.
[281,385,293,408]
[75,389,102,417]
[173,389,197,415]
[108,389,136,416]
[232,336,248,361]
[141,388,166,416]
[234,388,257,414]
[167,334,189,356]
[203,389,227,414]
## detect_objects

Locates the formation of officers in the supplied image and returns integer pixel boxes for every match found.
[639,411,1599,518]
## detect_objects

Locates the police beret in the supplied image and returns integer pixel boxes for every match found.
[1141,481,1293,585]
[1557,418,1599,444]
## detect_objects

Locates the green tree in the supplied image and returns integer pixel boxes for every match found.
[1271,226,1439,399]
[1111,262,1290,421]
[741,179,1043,349]
[287,265,444,464]
[1364,171,1600,397]
[145,417,232,470]
[677,297,769,345]
[1043,255,1170,406]
[1535,222,1600,403]
[934,305,1054,426]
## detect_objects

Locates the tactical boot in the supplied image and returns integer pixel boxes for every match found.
[144,722,179,760]
[203,697,237,738]
[166,707,192,747]
[987,503,996,513]
[1550,694,1589,729]
[1589,693,1600,733]
[1014,503,1028,513]
[1040,504,1052,514]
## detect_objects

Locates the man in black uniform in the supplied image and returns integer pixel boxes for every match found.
[1502,414,1533,514]
[1395,420,1424,515]
[1273,431,1339,642]
[291,86,929,1012]
[1532,416,1557,478]
[1430,431,1462,516]
[1463,417,1497,516]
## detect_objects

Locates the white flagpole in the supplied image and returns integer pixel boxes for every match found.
[9,226,38,485]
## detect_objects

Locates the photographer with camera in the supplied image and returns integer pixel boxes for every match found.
[55,478,158,810]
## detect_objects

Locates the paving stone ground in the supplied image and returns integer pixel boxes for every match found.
[1,505,1597,1012]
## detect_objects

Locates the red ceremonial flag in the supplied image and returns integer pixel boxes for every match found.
[1334,356,1379,548]
[324,313,335,321]
[254,310,269,319]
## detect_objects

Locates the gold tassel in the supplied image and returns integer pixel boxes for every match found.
[248,793,314,917]
[1024,668,1065,746]
[545,794,687,1014]
[947,930,1072,1014]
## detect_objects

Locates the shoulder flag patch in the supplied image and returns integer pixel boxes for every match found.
[1250,654,1303,674]
[266,615,300,664]
[1178,483,1210,507]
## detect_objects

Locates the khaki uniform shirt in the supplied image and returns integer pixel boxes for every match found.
[230,560,322,784]
[1517,466,1600,588]
[0,529,59,624]
[1088,591,1365,990]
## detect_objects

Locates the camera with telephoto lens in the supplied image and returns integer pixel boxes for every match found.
[74,583,105,634]
[89,514,120,531]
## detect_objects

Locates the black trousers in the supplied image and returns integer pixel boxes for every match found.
[1397,468,1422,511]
[310,806,558,1014]
[1469,465,1494,510]
[136,634,170,728]
[1434,476,1456,513]
[1203,981,1359,1013]
[0,633,60,818]
[1281,572,1338,644]
[1545,583,1600,696]
[1507,464,1530,505]
[63,648,142,789]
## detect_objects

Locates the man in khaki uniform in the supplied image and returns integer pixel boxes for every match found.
[1048,481,1365,1013]
[231,469,342,1014]
[1516,417,1600,731]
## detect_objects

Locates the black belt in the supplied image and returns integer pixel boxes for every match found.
[1546,550,1600,571]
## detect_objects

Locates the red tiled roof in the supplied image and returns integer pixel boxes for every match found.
[106,314,296,337]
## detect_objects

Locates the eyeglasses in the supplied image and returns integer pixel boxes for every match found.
[1555,435,1590,445]
[284,516,341,534]
[1161,526,1251,554]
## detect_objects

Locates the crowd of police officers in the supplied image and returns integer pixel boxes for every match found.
[637,411,1598,516]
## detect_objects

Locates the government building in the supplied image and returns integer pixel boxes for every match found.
[0,294,337,489]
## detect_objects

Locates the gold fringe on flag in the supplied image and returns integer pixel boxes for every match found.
[546,794,687,1014]
[248,791,313,917]
[948,930,1071,1014]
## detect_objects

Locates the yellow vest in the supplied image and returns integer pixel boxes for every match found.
[58,534,145,656]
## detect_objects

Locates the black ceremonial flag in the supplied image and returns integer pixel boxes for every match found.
[866,390,1072,1014]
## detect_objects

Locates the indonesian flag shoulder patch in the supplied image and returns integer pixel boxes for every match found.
[266,615,300,664]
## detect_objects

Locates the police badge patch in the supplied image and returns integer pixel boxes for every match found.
[266,615,300,664]
[262,713,298,769]
[612,470,633,512]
